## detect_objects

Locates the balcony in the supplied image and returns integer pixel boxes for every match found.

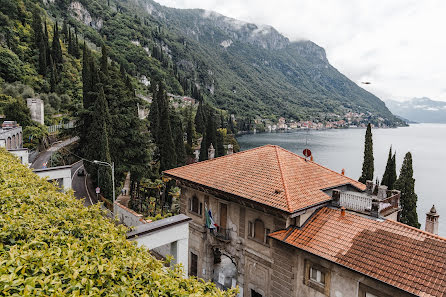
[210,227,231,242]
[332,183,401,219]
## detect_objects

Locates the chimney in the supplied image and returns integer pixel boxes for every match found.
[208,143,215,160]
[331,189,341,207]
[227,144,233,155]
[366,180,373,195]
[371,199,379,218]
[377,185,388,200]
[341,207,346,217]
[425,205,439,235]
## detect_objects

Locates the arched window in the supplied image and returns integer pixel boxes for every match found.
[189,195,202,215]
[248,219,270,244]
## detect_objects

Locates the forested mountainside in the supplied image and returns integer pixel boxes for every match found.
[29,0,400,125]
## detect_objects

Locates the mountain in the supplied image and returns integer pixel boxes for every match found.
[386,97,446,123]
[130,0,401,124]
[1,0,402,125]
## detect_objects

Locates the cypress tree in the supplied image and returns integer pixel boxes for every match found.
[51,22,63,66]
[87,84,113,198]
[157,83,177,171]
[394,152,420,228]
[186,106,194,147]
[49,56,56,92]
[44,21,51,67]
[62,19,68,41]
[100,44,108,76]
[32,8,46,76]
[199,131,207,161]
[382,146,397,189]
[171,108,186,166]
[73,33,80,58]
[205,106,217,154]
[195,99,205,134]
[148,82,160,144]
[216,129,225,157]
[359,123,374,183]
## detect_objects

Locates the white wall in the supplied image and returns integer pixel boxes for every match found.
[115,202,146,227]
[33,166,72,191]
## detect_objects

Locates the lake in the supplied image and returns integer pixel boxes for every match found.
[237,123,446,237]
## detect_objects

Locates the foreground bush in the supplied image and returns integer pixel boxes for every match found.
[0,149,236,296]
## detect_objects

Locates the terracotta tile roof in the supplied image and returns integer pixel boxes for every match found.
[164,145,365,213]
[270,207,446,297]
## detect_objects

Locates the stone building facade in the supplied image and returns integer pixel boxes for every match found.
[165,145,446,297]
[0,125,23,150]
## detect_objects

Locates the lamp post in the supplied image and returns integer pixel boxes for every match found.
[93,160,115,216]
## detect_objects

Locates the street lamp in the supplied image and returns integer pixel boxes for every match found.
[93,160,115,215]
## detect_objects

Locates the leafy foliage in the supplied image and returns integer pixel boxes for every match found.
[0,149,236,296]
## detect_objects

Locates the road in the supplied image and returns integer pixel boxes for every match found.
[31,137,79,169]
[71,161,97,207]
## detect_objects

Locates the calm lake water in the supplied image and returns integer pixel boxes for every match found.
[238,124,446,237]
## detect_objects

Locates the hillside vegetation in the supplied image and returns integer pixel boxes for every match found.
[0,148,236,296]
[40,0,400,124]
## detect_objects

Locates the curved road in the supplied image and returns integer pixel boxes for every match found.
[71,161,97,207]
[31,137,79,169]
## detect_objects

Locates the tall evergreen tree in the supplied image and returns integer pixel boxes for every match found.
[359,123,374,183]
[186,106,194,147]
[157,83,177,171]
[32,7,46,76]
[381,146,397,189]
[171,108,186,166]
[394,152,420,228]
[199,131,208,161]
[87,84,113,198]
[51,21,63,66]
[205,106,217,153]
[195,99,205,134]
[61,19,68,41]
[216,129,225,157]
[148,82,160,144]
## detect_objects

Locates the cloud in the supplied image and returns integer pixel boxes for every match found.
[155,0,446,102]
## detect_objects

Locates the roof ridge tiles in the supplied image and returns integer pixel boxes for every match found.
[275,146,366,191]
[275,145,293,212]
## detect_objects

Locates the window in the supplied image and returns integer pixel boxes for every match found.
[310,267,325,285]
[189,195,202,216]
[358,283,392,297]
[304,260,330,295]
[248,219,269,244]
[190,252,198,276]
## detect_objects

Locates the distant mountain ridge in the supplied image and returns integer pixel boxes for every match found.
[386,97,446,123]
[42,0,401,125]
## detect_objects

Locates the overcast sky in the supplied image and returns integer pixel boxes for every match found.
[156,0,446,102]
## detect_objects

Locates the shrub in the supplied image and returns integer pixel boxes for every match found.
[0,149,236,296]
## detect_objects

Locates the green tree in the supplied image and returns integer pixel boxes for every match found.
[51,21,63,66]
[185,106,194,147]
[2,95,32,127]
[171,108,186,166]
[216,128,225,157]
[359,123,374,183]
[381,146,397,189]
[199,131,207,161]
[194,99,205,134]
[32,7,47,76]
[205,105,217,153]
[87,84,113,198]
[157,83,177,171]
[148,82,160,144]
[394,152,420,228]
[0,47,23,83]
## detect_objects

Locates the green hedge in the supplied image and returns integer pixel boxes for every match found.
[0,148,236,296]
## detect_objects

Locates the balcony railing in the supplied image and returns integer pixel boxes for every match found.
[210,227,231,241]
[339,191,400,216]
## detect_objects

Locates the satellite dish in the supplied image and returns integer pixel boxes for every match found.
[303,148,312,158]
